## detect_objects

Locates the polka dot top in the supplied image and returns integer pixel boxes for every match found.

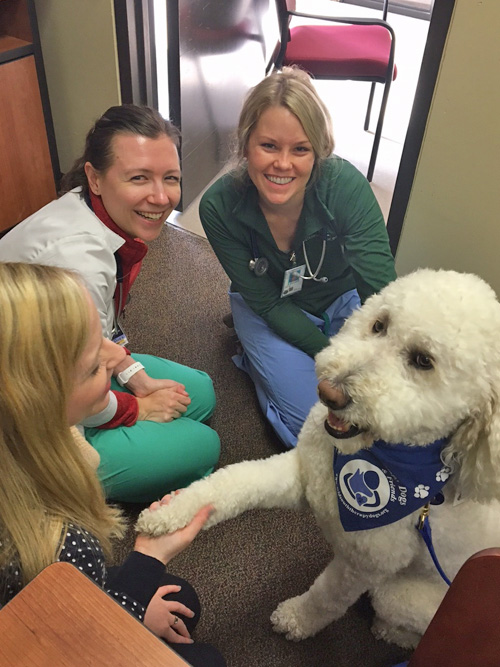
[0,524,145,622]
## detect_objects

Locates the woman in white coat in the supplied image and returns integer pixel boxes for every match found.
[0,105,220,503]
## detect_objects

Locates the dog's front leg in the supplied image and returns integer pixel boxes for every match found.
[136,449,305,536]
[271,555,381,641]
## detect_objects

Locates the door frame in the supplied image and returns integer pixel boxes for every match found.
[386,0,456,255]
[114,0,158,107]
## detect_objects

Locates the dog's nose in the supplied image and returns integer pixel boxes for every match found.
[317,379,350,410]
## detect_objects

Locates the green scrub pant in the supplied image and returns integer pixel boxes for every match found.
[85,354,220,503]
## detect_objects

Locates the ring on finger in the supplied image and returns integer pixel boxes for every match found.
[173,616,179,625]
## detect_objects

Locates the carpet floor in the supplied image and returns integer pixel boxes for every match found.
[112,224,410,667]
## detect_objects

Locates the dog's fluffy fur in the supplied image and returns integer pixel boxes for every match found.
[136,269,500,648]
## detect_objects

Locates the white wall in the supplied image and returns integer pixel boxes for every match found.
[395,0,500,295]
[34,0,121,173]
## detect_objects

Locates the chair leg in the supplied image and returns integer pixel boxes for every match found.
[364,82,376,131]
[367,78,393,183]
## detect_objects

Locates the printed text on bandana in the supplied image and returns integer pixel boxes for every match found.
[333,439,451,532]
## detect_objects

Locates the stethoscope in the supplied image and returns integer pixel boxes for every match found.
[249,229,329,283]
[112,252,125,336]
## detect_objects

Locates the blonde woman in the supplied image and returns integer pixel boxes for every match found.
[0,262,225,667]
[200,67,396,448]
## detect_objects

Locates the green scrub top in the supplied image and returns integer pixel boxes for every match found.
[200,157,396,357]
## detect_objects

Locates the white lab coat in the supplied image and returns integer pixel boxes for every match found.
[0,188,124,338]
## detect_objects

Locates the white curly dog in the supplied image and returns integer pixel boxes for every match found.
[136,268,500,648]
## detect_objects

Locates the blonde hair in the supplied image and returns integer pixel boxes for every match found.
[235,66,334,179]
[0,263,124,588]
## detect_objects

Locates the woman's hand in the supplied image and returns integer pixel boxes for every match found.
[127,370,189,400]
[134,496,213,564]
[144,585,194,643]
[136,386,191,422]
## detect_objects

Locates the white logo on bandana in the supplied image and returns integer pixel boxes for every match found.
[338,460,391,513]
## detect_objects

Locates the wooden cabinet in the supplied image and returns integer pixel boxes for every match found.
[0,0,59,233]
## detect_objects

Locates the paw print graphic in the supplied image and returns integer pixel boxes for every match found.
[436,466,451,482]
[414,484,430,499]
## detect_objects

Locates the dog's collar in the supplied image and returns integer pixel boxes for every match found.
[333,438,451,532]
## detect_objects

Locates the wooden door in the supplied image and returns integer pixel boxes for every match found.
[0,54,56,232]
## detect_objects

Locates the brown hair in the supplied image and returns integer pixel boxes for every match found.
[59,104,180,197]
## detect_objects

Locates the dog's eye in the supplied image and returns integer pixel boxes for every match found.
[411,352,434,371]
[372,320,386,335]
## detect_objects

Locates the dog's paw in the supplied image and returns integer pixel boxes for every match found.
[371,617,420,649]
[135,498,197,536]
[271,595,325,641]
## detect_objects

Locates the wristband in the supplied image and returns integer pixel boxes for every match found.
[116,361,145,387]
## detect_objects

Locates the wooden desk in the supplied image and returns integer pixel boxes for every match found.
[0,561,189,666]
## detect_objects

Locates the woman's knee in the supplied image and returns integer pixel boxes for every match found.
[158,573,201,632]
[180,422,220,473]
[88,421,220,502]
[170,642,226,667]
[188,371,216,421]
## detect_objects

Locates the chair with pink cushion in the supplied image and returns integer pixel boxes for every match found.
[267,0,397,182]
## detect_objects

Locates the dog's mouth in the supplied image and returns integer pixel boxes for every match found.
[324,410,363,439]
[317,380,365,440]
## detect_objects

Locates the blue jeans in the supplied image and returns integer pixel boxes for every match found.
[230,289,361,448]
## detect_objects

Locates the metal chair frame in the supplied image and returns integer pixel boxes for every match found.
[267,0,396,182]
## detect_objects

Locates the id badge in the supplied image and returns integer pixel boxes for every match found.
[111,321,129,346]
[281,264,305,298]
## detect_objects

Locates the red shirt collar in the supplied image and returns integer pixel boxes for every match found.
[89,190,147,252]
[88,191,147,315]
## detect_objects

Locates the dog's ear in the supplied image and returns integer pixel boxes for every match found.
[443,391,500,502]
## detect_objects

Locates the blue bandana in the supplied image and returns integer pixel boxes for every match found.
[333,438,451,532]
